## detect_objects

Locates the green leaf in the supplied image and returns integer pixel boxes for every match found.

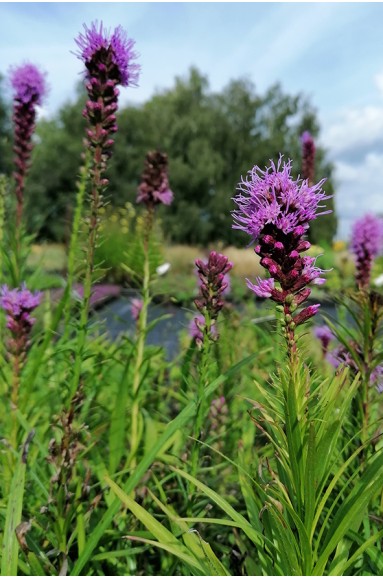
[170,467,265,549]
[1,443,28,576]
[329,529,383,576]
[313,448,383,575]
[108,348,134,474]
[70,353,257,575]
[105,476,203,573]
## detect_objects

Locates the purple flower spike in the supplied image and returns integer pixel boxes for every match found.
[137,151,174,207]
[233,157,328,240]
[0,283,41,357]
[9,63,47,227]
[233,156,330,356]
[75,21,140,186]
[301,131,316,185]
[10,63,47,106]
[75,21,140,87]
[350,214,383,289]
[195,251,233,321]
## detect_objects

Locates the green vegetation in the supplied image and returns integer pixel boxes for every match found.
[0,69,337,246]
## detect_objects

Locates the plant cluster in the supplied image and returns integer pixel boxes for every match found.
[0,21,383,578]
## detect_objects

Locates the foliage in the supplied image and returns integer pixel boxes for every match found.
[13,69,336,245]
[1,33,381,578]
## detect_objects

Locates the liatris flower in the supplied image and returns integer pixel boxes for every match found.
[194,251,233,321]
[301,131,316,185]
[233,157,330,354]
[350,214,383,289]
[9,63,47,227]
[327,343,383,392]
[196,269,231,297]
[131,298,143,323]
[75,21,140,184]
[189,314,218,345]
[314,324,334,356]
[0,283,41,357]
[137,151,174,207]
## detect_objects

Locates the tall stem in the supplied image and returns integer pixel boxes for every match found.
[10,352,22,452]
[63,156,90,338]
[190,319,213,480]
[128,205,153,468]
[69,142,103,399]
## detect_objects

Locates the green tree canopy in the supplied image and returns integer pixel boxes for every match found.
[20,67,337,245]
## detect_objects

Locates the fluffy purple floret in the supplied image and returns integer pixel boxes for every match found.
[246,276,275,298]
[232,157,328,240]
[350,213,383,288]
[9,63,47,106]
[75,21,140,87]
[351,214,383,261]
[0,284,41,317]
[1,284,41,338]
[302,256,327,285]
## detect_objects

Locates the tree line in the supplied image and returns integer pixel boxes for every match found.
[0,67,337,246]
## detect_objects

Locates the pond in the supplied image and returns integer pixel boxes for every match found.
[91,290,338,361]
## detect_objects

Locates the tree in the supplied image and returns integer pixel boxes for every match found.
[16,67,337,245]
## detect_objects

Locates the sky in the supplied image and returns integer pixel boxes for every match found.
[1,2,383,241]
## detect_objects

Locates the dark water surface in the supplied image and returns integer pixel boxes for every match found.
[92,291,337,361]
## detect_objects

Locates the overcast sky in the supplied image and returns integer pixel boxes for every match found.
[1,2,383,240]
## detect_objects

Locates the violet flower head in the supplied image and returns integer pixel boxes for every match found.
[75,21,140,87]
[233,157,330,354]
[233,157,328,240]
[75,21,140,184]
[0,284,41,356]
[314,325,334,356]
[301,131,316,185]
[194,251,233,321]
[350,213,383,289]
[9,63,47,224]
[10,63,47,106]
[137,151,174,207]
[189,314,218,345]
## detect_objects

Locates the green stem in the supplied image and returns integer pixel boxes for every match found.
[10,352,21,452]
[128,205,153,468]
[69,145,103,399]
[63,156,90,338]
[190,314,213,482]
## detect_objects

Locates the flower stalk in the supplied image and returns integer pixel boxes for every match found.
[9,63,47,284]
[70,21,139,398]
[0,284,41,449]
[190,251,232,478]
[129,151,173,468]
[233,157,329,361]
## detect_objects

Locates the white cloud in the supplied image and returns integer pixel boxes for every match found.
[374,71,383,96]
[323,105,383,157]
[333,153,383,240]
